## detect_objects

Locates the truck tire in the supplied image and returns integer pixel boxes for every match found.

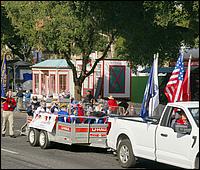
[117,139,136,168]
[195,157,199,169]
[28,128,39,146]
[39,130,51,149]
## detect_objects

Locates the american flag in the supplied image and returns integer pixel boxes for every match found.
[164,52,184,102]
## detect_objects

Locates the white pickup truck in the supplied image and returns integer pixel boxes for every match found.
[107,101,199,169]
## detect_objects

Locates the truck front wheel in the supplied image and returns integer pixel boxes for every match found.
[117,139,136,168]
[28,128,39,146]
[39,130,51,149]
[195,157,199,169]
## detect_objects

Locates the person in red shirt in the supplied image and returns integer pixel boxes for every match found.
[176,111,189,125]
[2,89,17,138]
[107,95,118,114]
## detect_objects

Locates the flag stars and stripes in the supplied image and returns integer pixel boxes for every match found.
[164,52,185,102]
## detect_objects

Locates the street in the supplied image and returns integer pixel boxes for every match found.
[1,111,178,169]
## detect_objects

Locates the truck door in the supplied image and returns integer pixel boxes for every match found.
[155,106,194,169]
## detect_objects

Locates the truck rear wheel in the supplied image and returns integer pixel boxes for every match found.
[39,130,51,149]
[28,128,39,146]
[117,139,136,168]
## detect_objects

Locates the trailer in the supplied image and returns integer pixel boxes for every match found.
[28,112,108,149]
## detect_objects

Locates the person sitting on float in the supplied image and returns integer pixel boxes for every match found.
[70,97,79,115]
[57,103,70,123]
[34,100,50,115]
[73,102,85,123]
[107,95,118,114]
[50,99,60,114]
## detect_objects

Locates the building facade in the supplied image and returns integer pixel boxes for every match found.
[31,59,131,99]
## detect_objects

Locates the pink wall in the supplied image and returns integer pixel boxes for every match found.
[32,69,70,96]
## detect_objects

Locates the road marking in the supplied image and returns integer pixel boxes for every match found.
[1,148,19,155]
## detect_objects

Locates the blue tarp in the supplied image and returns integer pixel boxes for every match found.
[23,73,32,81]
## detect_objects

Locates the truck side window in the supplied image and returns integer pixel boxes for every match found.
[161,107,192,131]
[160,106,173,127]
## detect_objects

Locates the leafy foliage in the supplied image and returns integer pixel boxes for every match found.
[2,1,199,98]
[1,4,32,61]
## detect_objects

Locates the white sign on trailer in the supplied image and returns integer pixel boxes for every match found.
[29,113,57,132]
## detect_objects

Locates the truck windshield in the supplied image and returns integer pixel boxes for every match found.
[188,108,199,127]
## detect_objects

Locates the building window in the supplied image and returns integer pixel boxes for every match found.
[96,63,101,78]
[34,74,39,94]
[84,77,89,88]
[49,75,55,94]
[109,65,125,93]
[41,74,45,94]
[59,75,67,93]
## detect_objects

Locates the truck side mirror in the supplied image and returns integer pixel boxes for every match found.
[174,123,191,134]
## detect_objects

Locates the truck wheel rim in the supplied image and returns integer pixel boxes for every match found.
[120,145,129,164]
[39,132,45,146]
[29,130,35,143]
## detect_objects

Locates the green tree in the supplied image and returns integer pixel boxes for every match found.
[4,1,198,99]
[118,1,199,68]
[4,1,117,100]
[1,4,32,61]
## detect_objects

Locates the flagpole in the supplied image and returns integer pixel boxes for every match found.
[156,52,159,115]
[151,54,156,117]
[187,54,192,100]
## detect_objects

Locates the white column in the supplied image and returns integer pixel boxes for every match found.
[39,71,41,95]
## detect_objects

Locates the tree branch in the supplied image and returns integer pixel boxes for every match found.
[85,31,117,77]
[63,51,78,84]
[7,43,24,61]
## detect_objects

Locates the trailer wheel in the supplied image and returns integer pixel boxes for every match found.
[28,128,39,146]
[117,139,136,168]
[39,130,51,149]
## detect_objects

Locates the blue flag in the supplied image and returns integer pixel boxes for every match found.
[140,54,159,119]
[1,55,7,97]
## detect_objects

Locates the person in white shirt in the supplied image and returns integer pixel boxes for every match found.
[50,100,60,114]
[35,101,50,115]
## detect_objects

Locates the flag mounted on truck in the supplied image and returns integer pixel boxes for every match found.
[140,54,159,119]
[164,52,185,102]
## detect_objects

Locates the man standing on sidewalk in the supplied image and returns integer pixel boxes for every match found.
[2,89,17,138]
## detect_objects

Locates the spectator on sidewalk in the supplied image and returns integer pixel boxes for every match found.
[2,89,17,138]
[16,87,24,110]
[24,90,32,110]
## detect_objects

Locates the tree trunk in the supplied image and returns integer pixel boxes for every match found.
[74,84,82,101]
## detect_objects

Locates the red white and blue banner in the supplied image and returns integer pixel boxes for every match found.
[103,60,131,98]
[1,55,7,97]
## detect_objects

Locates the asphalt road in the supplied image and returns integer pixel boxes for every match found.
[1,111,178,169]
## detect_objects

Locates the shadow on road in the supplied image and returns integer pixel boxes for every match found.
[50,142,109,154]
[133,158,180,169]
[48,143,179,169]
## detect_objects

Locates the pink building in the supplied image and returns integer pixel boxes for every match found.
[32,59,131,99]
[31,59,73,97]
